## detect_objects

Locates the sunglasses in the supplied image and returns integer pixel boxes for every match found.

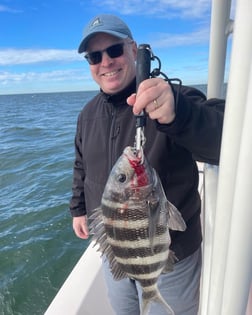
[84,42,125,65]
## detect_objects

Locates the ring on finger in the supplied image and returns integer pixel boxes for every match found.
[153,99,160,110]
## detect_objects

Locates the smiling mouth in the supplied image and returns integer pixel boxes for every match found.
[102,69,121,77]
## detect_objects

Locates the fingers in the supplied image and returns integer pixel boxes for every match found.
[127,78,175,124]
[127,93,137,106]
[73,216,89,239]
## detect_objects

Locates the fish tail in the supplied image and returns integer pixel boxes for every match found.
[140,298,150,315]
[140,288,175,315]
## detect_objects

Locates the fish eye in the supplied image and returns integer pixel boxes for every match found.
[117,173,127,183]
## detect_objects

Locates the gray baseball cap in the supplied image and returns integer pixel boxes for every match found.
[78,14,133,53]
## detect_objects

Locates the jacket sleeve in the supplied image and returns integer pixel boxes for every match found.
[69,113,87,217]
[157,85,225,165]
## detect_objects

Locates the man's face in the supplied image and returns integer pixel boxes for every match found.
[86,33,137,94]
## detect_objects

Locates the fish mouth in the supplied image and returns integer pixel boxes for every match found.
[123,146,144,164]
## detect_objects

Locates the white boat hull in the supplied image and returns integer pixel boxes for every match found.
[45,242,115,315]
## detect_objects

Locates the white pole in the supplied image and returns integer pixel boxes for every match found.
[220,1,252,308]
[222,60,252,315]
[207,0,252,313]
[200,0,232,313]
[207,0,232,98]
[200,165,218,315]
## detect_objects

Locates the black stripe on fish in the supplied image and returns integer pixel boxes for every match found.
[111,244,169,259]
[105,225,148,241]
[117,261,166,275]
[104,224,167,241]
[139,278,162,288]
[134,277,158,288]
[142,290,157,300]
[102,203,148,221]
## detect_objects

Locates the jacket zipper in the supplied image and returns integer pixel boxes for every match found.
[108,104,117,172]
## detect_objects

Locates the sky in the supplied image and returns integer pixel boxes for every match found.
[0,0,235,95]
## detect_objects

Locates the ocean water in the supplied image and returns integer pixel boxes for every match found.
[0,85,210,315]
[0,91,97,315]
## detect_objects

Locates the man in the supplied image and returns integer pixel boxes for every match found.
[70,14,224,315]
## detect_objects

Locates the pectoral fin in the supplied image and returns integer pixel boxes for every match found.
[166,201,186,231]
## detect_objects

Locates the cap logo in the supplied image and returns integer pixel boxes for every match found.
[91,17,102,28]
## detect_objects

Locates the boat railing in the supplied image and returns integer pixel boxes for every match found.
[200,0,252,314]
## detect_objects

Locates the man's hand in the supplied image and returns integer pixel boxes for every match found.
[72,215,89,239]
[127,77,176,124]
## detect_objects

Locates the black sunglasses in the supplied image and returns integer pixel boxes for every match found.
[84,43,125,65]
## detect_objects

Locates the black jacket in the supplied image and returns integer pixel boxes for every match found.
[70,79,224,260]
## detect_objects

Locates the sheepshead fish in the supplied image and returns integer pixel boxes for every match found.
[89,146,186,315]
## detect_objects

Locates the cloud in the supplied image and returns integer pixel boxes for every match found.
[0,4,21,13]
[93,0,210,18]
[0,49,82,66]
[0,68,89,83]
[0,67,96,94]
[151,28,210,48]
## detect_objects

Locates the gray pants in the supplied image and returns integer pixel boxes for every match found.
[102,248,202,315]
